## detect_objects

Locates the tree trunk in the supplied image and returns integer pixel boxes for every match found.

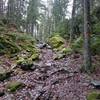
[70,0,77,41]
[83,0,92,73]
[0,0,4,18]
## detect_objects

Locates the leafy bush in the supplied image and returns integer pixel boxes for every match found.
[93,22,100,33]
[72,35,100,55]
[72,36,83,53]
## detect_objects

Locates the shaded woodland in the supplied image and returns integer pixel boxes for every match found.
[0,0,100,100]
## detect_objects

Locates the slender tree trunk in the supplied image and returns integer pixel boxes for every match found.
[0,0,4,18]
[83,0,92,73]
[31,22,34,36]
[70,0,77,41]
[90,0,94,11]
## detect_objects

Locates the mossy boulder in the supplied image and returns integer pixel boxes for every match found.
[0,34,21,54]
[0,33,40,70]
[0,32,40,59]
[53,53,65,60]
[61,48,73,55]
[0,33,37,55]
[0,67,12,81]
[6,81,25,92]
[16,49,39,70]
[28,53,39,61]
[87,92,100,100]
[17,58,33,70]
[48,35,65,50]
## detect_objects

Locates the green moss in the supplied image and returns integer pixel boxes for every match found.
[87,92,100,100]
[0,34,21,54]
[29,53,39,61]
[16,50,39,70]
[53,53,65,60]
[49,35,65,49]
[0,33,39,56]
[7,81,24,92]
[17,57,25,64]
[61,48,73,55]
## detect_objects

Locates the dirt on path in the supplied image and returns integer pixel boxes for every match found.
[0,48,100,100]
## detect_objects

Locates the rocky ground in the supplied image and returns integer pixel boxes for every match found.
[0,47,100,100]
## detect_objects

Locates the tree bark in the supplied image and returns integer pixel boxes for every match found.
[0,0,4,18]
[83,0,92,73]
[70,0,77,41]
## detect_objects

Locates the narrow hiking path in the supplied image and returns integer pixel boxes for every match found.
[0,48,100,100]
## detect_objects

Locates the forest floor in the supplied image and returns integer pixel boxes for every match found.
[0,47,100,100]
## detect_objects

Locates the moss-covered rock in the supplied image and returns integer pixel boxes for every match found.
[7,81,25,92]
[61,48,73,55]
[0,67,12,81]
[16,49,39,70]
[53,53,65,60]
[87,92,100,100]
[0,33,37,54]
[0,34,21,54]
[28,53,39,61]
[48,35,65,49]
[0,33,40,71]
[17,58,33,70]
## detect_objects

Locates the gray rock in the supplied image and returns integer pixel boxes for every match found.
[46,44,52,49]
[91,80,100,89]
[37,43,47,49]
[45,62,52,67]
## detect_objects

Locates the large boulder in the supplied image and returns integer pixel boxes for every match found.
[49,35,73,59]
[48,35,65,50]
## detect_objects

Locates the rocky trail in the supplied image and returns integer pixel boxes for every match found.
[0,47,100,100]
